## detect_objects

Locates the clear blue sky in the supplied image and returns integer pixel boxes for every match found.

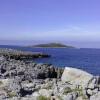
[0,0,100,48]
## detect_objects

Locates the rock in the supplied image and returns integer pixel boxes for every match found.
[0,90,8,100]
[7,97,20,100]
[32,92,40,100]
[21,96,37,100]
[76,96,83,100]
[39,89,53,98]
[5,77,22,96]
[87,89,93,96]
[87,76,100,89]
[19,88,33,97]
[0,54,63,80]
[21,82,35,96]
[22,83,35,89]
[61,67,93,87]
[62,94,73,100]
[0,79,9,87]
[0,56,6,61]
[0,49,100,100]
[86,76,100,98]
[90,92,100,100]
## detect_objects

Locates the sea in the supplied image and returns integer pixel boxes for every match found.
[0,45,100,75]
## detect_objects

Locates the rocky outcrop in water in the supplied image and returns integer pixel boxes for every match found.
[0,48,50,60]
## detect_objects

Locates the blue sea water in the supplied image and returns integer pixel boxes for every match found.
[0,45,100,75]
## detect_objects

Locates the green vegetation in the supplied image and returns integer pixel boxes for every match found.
[8,91,17,98]
[0,81,3,85]
[37,95,51,100]
[63,86,88,100]
[63,87,72,94]
[29,43,75,48]
[57,96,63,100]
[63,87,83,95]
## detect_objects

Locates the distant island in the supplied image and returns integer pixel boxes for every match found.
[28,43,75,48]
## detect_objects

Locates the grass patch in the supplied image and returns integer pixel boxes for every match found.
[37,95,50,100]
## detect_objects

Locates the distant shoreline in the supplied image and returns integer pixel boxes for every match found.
[27,43,75,48]
[28,47,75,48]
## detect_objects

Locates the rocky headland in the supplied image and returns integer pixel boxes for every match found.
[0,48,99,100]
[0,48,50,60]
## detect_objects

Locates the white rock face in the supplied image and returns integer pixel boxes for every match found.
[61,67,93,87]
[32,92,40,100]
[0,79,9,87]
[90,92,100,100]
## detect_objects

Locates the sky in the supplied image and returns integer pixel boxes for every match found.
[0,0,100,48]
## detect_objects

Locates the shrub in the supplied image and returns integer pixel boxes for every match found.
[63,87,72,94]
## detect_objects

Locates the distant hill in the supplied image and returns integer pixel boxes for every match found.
[28,43,75,48]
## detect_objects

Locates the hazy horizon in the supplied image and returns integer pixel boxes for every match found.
[0,0,100,48]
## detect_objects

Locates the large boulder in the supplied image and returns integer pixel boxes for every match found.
[61,67,93,87]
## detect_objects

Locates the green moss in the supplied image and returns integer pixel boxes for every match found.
[37,95,50,100]
[57,96,63,100]
[63,87,73,94]
[63,86,87,99]
[0,81,3,85]
[73,87,88,100]
[8,91,17,98]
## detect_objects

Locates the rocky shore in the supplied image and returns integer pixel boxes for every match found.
[0,48,50,60]
[0,49,100,100]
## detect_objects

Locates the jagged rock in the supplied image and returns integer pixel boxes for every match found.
[0,90,8,100]
[62,94,73,100]
[85,76,100,98]
[0,56,4,60]
[0,52,100,100]
[62,92,78,100]
[86,89,93,96]
[0,55,63,80]
[5,77,22,96]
